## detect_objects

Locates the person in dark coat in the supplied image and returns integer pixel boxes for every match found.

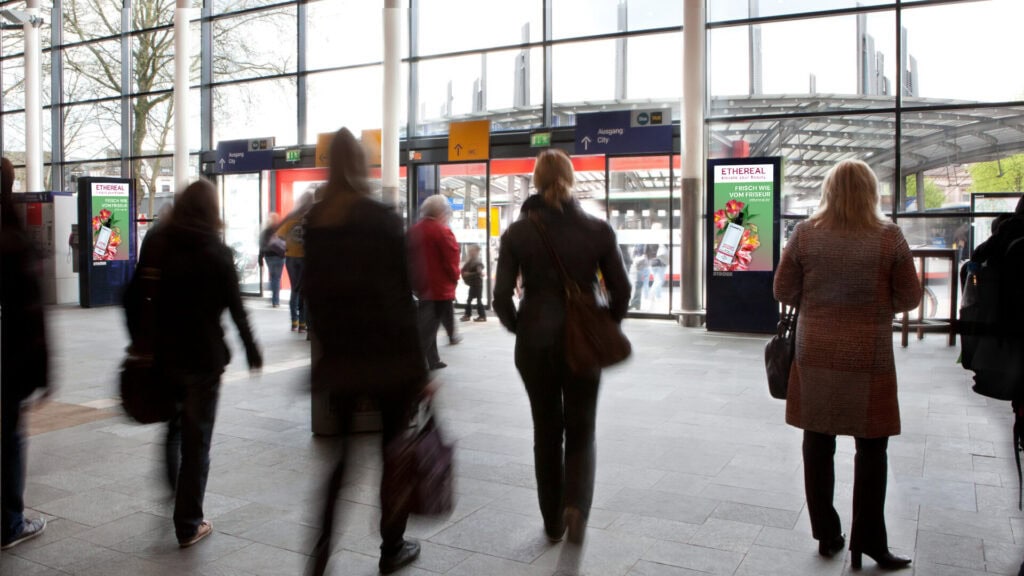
[1,157,51,550]
[408,194,462,369]
[493,149,630,545]
[305,127,427,576]
[126,179,262,548]
[259,212,285,307]
[774,160,920,570]
[460,243,486,321]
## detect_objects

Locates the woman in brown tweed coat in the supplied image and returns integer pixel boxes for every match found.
[774,159,921,571]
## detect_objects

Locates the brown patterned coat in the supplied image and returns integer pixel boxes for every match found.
[774,221,922,438]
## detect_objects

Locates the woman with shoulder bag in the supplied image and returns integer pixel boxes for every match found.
[493,149,631,544]
[774,159,921,570]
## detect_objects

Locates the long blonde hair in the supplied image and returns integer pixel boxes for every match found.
[533,149,575,209]
[809,159,887,231]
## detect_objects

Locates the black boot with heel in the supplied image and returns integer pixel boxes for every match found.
[850,549,911,570]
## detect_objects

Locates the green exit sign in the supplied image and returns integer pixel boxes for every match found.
[286,149,301,163]
[530,132,551,147]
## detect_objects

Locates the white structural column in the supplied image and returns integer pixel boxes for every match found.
[382,0,402,208]
[24,0,43,192]
[174,0,191,192]
[679,0,706,326]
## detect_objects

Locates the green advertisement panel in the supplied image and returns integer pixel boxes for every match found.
[90,181,131,261]
[706,157,782,333]
[711,164,775,272]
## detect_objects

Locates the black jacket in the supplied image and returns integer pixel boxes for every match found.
[1,221,48,401]
[126,222,261,375]
[494,194,630,348]
[304,195,426,397]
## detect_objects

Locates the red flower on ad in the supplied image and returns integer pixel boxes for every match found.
[99,209,111,221]
[714,209,728,230]
[92,216,102,231]
[725,199,744,219]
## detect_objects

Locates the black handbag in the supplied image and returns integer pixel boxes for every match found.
[530,213,632,376]
[383,402,455,518]
[765,305,798,399]
[120,238,175,424]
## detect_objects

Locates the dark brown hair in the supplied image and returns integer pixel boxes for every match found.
[170,179,222,232]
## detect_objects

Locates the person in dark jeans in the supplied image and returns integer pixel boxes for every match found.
[259,212,285,307]
[409,194,462,370]
[1,157,51,550]
[304,127,426,575]
[127,179,261,548]
[460,243,486,321]
[494,149,630,545]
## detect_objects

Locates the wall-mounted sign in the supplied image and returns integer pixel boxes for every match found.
[362,129,383,165]
[530,132,552,148]
[574,109,672,155]
[448,120,491,161]
[316,132,334,167]
[705,157,782,333]
[285,149,301,163]
[215,138,275,173]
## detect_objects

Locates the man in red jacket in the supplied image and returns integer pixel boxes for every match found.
[408,195,461,370]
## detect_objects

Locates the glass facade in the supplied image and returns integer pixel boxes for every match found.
[0,0,1021,315]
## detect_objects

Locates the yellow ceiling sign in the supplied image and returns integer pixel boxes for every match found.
[361,129,382,166]
[315,132,333,168]
[448,120,491,161]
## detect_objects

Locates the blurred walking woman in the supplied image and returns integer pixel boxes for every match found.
[774,159,920,570]
[128,180,262,547]
[493,149,630,544]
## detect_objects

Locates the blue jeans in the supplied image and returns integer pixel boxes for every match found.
[285,257,305,324]
[165,372,222,542]
[1,397,26,543]
[265,255,285,306]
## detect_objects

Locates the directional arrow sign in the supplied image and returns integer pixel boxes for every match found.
[215,138,276,173]
[448,120,490,161]
[574,110,672,155]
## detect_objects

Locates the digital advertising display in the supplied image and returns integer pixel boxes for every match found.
[90,181,131,262]
[78,177,137,307]
[706,157,782,333]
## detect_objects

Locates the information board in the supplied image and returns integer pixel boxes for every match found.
[78,178,137,307]
[705,157,782,333]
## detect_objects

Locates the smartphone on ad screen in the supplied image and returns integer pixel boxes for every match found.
[715,221,745,266]
[93,225,112,260]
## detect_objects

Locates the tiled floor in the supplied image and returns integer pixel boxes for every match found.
[3,302,1022,575]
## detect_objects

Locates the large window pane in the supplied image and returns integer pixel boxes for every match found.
[64,0,122,43]
[213,0,283,15]
[307,66,382,142]
[708,0,890,23]
[132,0,172,30]
[129,88,202,156]
[213,78,297,145]
[64,41,122,102]
[2,56,25,110]
[212,7,296,83]
[709,11,895,107]
[553,39,617,105]
[132,24,201,94]
[553,0,682,39]
[416,47,543,135]
[903,0,1024,104]
[64,160,122,195]
[307,0,385,70]
[1,110,53,163]
[610,156,673,314]
[900,107,1024,213]
[418,0,541,56]
[709,113,897,215]
[63,100,121,161]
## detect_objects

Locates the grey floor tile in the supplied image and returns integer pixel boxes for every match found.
[607,513,701,543]
[626,560,708,576]
[531,528,651,576]
[710,501,800,529]
[12,536,123,573]
[601,488,719,525]
[445,553,554,576]
[76,511,166,548]
[0,555,68,576]
[918,505,1015,543]
[732,544,844,576]
[210,542,309,576]
[983,540,1024,575]
[640,540,743,575]
[686,517,762,553]
[34,487,156,528]
[429,507,551,563]
[915,529,985,571]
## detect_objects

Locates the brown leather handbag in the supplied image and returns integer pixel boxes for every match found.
[530,213,632,376]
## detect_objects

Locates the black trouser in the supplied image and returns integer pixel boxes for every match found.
[1,395,26,543]
[418,300,455,366]
[515,344,601,531]
[463,284,485,318]
[165,372,222,542]
[311,390,415,576]
[803,430,889,553]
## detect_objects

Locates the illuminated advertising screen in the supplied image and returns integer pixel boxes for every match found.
[705,157,782,333]
[90,181,131,262]
[78,177,136,307]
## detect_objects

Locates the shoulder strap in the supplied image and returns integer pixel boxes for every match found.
[529,212,580,298]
